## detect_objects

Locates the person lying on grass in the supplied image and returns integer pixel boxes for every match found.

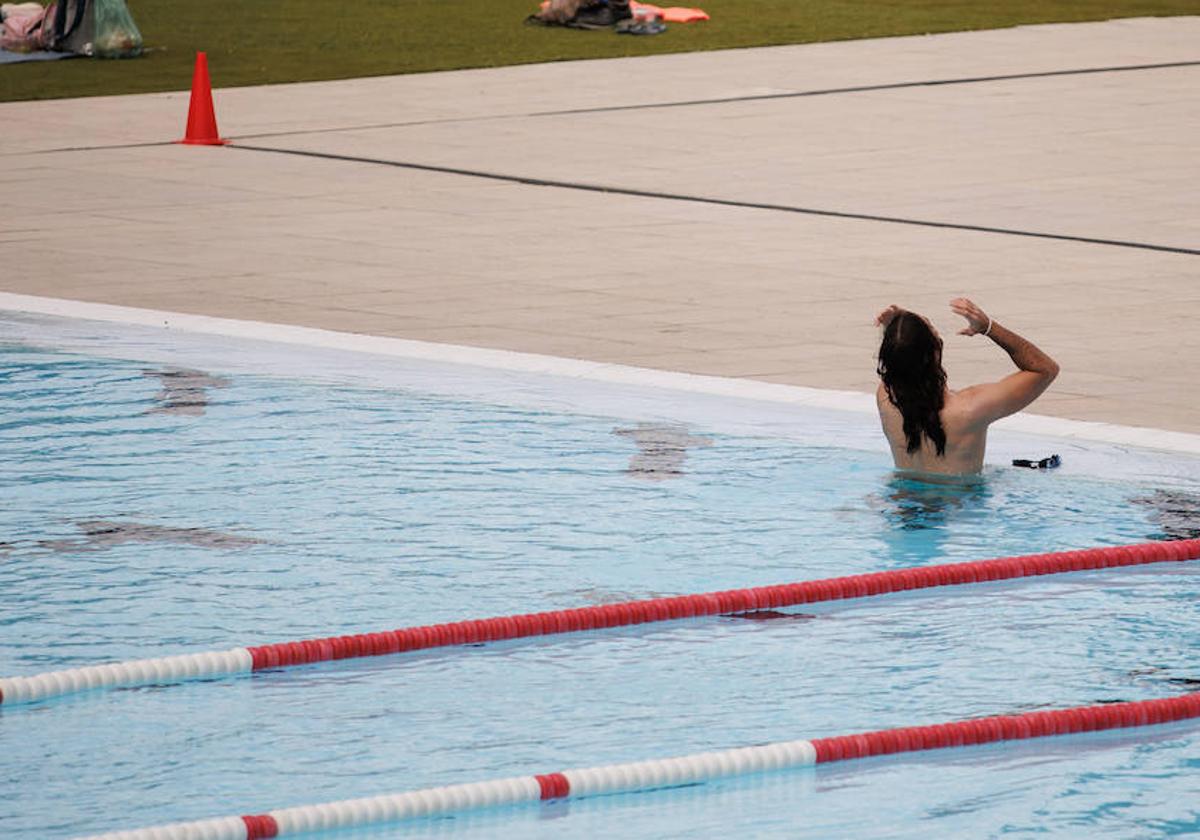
[875,298,1059,477]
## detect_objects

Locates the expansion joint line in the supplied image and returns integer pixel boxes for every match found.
[3,538,1198,708]
[15,60,1199,154]
[222,59,1200,139]
[226,143,1200,257]
[521,59,1200,119]
[79,691,1200,838]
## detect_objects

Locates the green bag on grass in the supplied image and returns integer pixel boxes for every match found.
[43,0,141,56]
[92,0,141,58]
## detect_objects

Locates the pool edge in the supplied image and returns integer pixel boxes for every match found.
[2,291,1198,456]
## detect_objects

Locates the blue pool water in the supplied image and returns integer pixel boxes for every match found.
[2,331,1199,839]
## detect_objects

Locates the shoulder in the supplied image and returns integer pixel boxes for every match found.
[876,383,899,422]
[875,383,890,412]
[943,385,984,418]
[948,384,981,404]
[947,374,1050,427]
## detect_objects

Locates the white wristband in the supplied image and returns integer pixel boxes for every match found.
[984,317,993,337]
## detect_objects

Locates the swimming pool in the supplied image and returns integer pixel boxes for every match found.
[2,307,1199,838]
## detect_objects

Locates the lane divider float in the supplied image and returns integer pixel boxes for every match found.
[78,690,1200,839]
[5,537,1198,707]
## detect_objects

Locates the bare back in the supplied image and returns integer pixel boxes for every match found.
[875,299,1059,477]
[876,386,989,476]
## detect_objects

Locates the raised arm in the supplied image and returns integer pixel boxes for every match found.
[950,298,1060,425]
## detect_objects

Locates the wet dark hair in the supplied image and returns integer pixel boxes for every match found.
[877,311,947,456]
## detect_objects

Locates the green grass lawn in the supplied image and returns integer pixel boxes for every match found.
[3,0,1197,102]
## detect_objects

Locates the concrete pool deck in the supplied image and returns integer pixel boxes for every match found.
[1,17,1198,433]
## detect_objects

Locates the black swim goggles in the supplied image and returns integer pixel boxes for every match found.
[1012,454,1061,469]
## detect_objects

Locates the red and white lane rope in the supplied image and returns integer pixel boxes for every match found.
[5,537,1199,707]
[80,691,1200,839]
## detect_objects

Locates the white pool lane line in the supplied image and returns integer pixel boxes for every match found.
[2,291,1199,456]
[75,691,1200,839]
[3,538,1197,708]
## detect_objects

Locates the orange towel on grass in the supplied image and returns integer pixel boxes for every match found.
[631,1,709,22]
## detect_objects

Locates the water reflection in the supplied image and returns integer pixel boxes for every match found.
[729,610,816,622]
[876,475,991,532]
[870,474,992,567]
[1129,666,1200,690]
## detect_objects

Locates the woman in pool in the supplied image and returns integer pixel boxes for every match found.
[875,297,1059,477]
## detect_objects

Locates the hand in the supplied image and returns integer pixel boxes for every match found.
[874,304,903,329]
[950,298,990,336]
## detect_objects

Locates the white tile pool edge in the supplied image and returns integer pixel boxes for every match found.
[3,291,1199,458]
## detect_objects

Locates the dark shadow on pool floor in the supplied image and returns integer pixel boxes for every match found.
[1133,489,1200,541]
[142,367,230,417]
[614,423,713,482]
[33,519,266,553]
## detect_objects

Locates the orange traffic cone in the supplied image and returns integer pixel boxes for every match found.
[179,52,227,145]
